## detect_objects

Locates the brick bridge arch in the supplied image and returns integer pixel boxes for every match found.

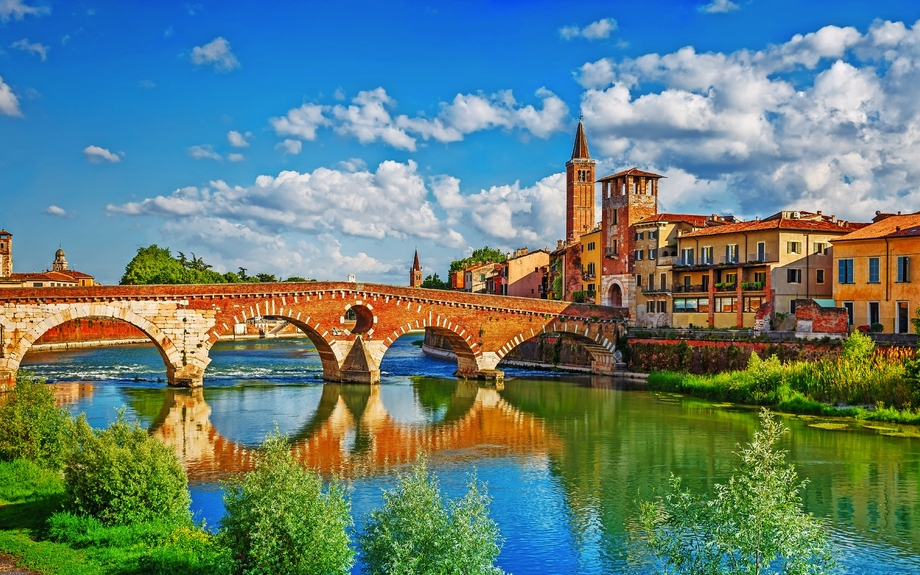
[0,282,627,389]
[0,303,183,383]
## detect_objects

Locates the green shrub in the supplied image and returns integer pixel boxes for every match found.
[64,410,191,526]
[358,458,504,575]
[219,429,353,575]
[0,372,74,470]
[841,331,875,363]
[639,409,836,574]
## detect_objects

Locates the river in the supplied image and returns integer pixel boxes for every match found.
[20,334,920,574]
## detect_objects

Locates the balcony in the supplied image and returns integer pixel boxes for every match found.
[714,283,737,292]
[605,249,619,258]
[740,281,765,291]
[718,256,741,265]
[746,252,775,263]
[673,258,696,267]
[641,286,670,294]
[674,284,706,293]
[658,256,678,266]
[582,271,596,281]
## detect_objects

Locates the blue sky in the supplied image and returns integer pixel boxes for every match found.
[3,0,920,285]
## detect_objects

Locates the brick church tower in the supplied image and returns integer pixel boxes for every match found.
[565,119,597,243]
[409,249,423,288]
[0,230,11,278]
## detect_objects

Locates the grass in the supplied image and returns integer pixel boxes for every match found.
[647,333,920,426]
[0,459,227,575]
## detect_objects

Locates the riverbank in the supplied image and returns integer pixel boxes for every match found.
[647,334,920,425]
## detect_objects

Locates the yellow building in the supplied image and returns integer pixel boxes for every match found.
[831,211,920,333]
[672,211,862,329]
[579,227,602,303]
[632,214,717,327]
[502,248,550,298]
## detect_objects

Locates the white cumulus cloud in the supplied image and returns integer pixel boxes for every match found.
[0,0,50,22]
[83,145,122,163]
[43,205,68,217]
[11,38,48,61]
[190,37,239,72]
[227,130,250,147]
[227,153,244,162]
[575,20,920,220]
[275,139,302,155]
[188,145,222,161]
[271,103,329,141]
[560,18,618,40]
[0,76,22,116]
[698,0,739,13]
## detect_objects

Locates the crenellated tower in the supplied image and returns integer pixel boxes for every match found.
[565,119,597,243]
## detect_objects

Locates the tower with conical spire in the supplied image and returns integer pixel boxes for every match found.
[565,118,597,243]
[409,249,423,288]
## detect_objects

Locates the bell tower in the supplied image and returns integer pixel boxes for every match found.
[409,249,423,288]
[0,230,11,277]
[565,119,597,243]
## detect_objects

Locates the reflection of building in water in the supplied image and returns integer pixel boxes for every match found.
[52,382,95,406]
[148,381,561,482]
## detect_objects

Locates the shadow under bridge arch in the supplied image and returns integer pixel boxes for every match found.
[495,330,616,375]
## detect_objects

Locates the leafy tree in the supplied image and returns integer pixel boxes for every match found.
[638,409,835,575]
[449,246,507,274]
[0,372,74,471]
[64,410,191,526]
[285,276,308,282]
[220,429,353,575]
[358,458,504,575]
[120,245,226,285]
[256,273,277,283]
[421,273,450,290]
[237,267,250,281]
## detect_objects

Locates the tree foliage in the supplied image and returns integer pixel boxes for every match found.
[219,429,353,575]
[421,273,450,290]
[64,410,191,526]
[448,246,507,274]
[0,372,74,470]
[120,245,311,285]
[358,458,505,575]
[638,409,835,575]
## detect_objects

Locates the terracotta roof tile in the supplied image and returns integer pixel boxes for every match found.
[597,167,664,181]
[682,217,864,238]
[832,212,920,241]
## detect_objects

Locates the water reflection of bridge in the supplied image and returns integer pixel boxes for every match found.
[140,381,561,482]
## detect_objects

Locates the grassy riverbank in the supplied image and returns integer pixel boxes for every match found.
[647,333,920,425]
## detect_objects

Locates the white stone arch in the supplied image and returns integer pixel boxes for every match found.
[8,303,183,377]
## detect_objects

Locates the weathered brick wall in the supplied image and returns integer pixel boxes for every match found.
[793,299,848,334]
[426,330,596,369]
[627,337,842,374]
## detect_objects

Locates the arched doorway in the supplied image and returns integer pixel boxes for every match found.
[609,283,623,307]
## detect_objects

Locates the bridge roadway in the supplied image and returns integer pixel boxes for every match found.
[0,281,627,389]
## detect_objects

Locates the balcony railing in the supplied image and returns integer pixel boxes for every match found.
[605,249,619,258]
[715,283,737,292]
[674,257,695,266]
[642,286,670,294]
[718,256,740,265]
[674,284,706,293]
[658,256,678,266]
[746,252,775,263]
[582,271,596,281]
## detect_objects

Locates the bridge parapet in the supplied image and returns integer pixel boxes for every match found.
[0,282,627,389]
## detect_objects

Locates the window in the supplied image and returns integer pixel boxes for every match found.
[897,301,910,333]
[743,296,765,312]
[790,300,797,314]
[838,259,854,284]
[724,273,737,285]
[814,242,827,255]
[587,241,596,251]
[869,302,880,326]
[33,282,42,287]
[754,272,766,284]
[648,274,655,290]
[612,210,618,225]
[843,302,854,326]
[636,275,642,287]
[587,283,596,294]
[635,232,645,240]
[756,242,766,261]
[681,248,694,266]
[646,301,654,313]
[725,244,739,263]
[657,300,666,313]
[683,276,691,289]
[715,296,737,312]
[787,241,802,254]
[634,250,644,261]
[610,239,618,255]
[701,275,709,292]
[868,257,880,283]
[649,248,658,260]
[701,246,713,265]
[586,262,596,275]
[816,269,825,284]
[897,256,911,283]
[787,269,802,283]
[660,273,667,290]
[648,230,658,240]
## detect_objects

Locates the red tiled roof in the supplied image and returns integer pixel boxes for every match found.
[636,213,713,228]
[597,167,664,181]
[682,217,865,238]
[832,212,920,241]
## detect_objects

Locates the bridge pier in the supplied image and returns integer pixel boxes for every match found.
[167,364,206,388]
[337,336,382,385]
[454,352,504,386]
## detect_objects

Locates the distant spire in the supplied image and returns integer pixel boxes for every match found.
[412,249,421,270]
[571,119,590,160]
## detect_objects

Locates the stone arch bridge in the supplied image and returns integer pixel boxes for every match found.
[0,281,626,389]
